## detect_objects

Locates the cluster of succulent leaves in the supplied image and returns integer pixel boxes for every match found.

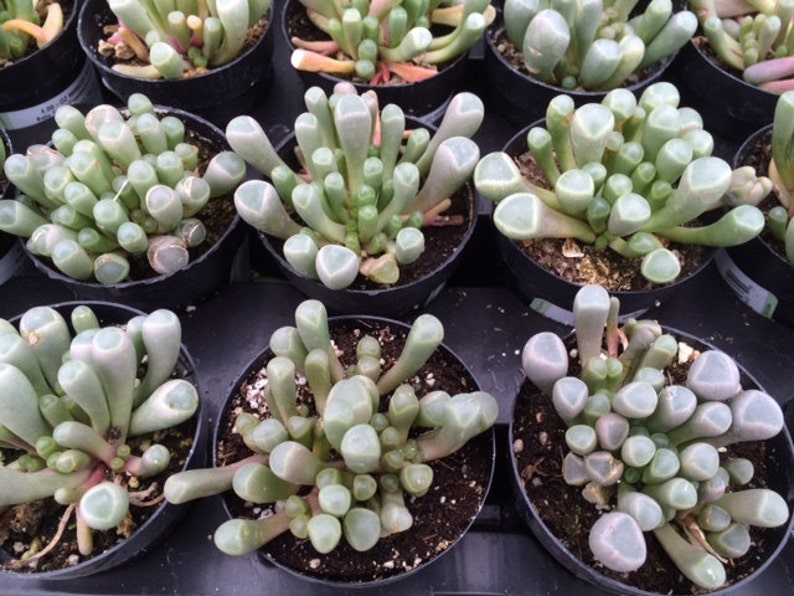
[501,0,697,90]
[0,0,63,62]
[474,81,772,284]
[691,0,794,93]
[164,299,498,557]
[766,89,794,262]
[290,0,495,83]
[0,303,199,561]
[227,83,483,290]
[521,284,790,590]
[103,0,272,79]
[0,92,247,284]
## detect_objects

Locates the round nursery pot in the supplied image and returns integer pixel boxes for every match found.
[0,300,208,579]
[23,105,246,312]
[484,1,679,127]
[675,39,778,142]
[282,0,469,121]
[491,124,715,324]
[256,129,480,318]
[214,314,496,588]
[509,329,794,596]
[0,0,102,147]
[1,128,27,284]
[720,124,794,324]
[77,0,275,125]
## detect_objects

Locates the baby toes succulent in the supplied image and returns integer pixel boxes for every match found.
[519,284,790,589]
[0,93,246,283]
[164,298,498,557]
[0,303,199,567]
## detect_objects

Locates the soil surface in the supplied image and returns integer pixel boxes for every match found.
[511,336,784,594]
[508,150,711,293]
[0,346,199,574]
[215,317,494,584]
[264,183,475,292]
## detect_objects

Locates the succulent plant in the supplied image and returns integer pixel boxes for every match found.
[226,83,483,289]
[519,283,790,590]
[99,0,272,79]
[764,89,794,262]
[500,0,697,90]
[0,92,246,284]
[164,298,498,557]
[691,0,794,93]
[0,303,199,566]
[0,0,64,62]
[474,81,772,284]
[289,0,495,83]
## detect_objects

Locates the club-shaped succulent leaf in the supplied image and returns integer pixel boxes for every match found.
[0,94,245,284]
[518,284,790,586]
[0,302,200,560]
[227,86,482,289]
[476,82,770,284]
[164,299,497,557]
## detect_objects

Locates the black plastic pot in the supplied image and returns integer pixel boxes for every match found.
[0,0,102,148]
[720,124,794,324]
[282,0,470,121]
[253,124,480,318]
[214,314,496,588]
[508,328,794,596]
[22,105,246,312]
[77,0,275,126]
[675,39,778,141]
[490,122,715,324]
[0,300,208,580]
[483,2,679,127]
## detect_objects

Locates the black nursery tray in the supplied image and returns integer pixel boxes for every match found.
[0,268,793,595]
[1,3,793,593]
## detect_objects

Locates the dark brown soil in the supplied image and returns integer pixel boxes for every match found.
[215,317,494,584]
[692,37,743,78]
[511,335,784,594]
[508,150,711,293]
[265,123,476,292]
[265,183,475,292]
[0,0,72,69]
[0,350,199,574]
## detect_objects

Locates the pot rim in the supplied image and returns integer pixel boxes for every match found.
[508,325,794,596]
[0,0,78,74]
[280,0,471,119]
[252,117,480,313]
[0,300,208,580]
[77,0,274,84]
[18,103,245,293]
[486,120,717,321]
[212,313,497,588]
